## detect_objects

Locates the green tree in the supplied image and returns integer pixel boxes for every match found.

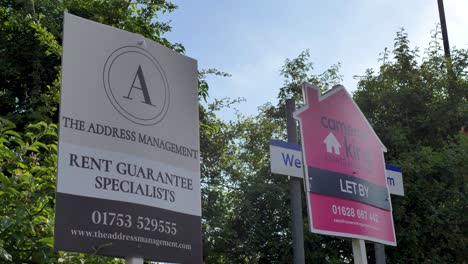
[0,120,130,263]
[0,0,182,128]
[354,28,467,263]
[278,49,343,107]
[0,119,57,263]
[354,28,467,159]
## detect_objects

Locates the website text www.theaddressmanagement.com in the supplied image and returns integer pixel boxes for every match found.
[69,228,192,250]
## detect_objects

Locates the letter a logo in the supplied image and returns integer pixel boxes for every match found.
[104,46,170,126]
[123,65,154,106]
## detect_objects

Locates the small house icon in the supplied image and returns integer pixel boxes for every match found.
[323,132,341,155]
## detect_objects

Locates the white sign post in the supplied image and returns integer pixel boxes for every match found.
[54,13,201,264]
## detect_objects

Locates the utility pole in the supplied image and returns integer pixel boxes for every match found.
[286,99,305,264]
[437,0,451,58]
[437,0,457,97]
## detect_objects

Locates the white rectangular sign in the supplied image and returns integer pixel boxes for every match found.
[269,140,304,178]
[54,13,201,263]
[385,165,404,196]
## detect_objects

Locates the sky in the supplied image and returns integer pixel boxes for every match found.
[160,0,468,120]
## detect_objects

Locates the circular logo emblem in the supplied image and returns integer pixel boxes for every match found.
[103,46,170,126]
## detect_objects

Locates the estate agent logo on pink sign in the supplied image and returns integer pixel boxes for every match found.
[294,83,396,246]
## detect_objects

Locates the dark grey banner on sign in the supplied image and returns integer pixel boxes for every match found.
[308,166,390,210]
[54,193,202,263]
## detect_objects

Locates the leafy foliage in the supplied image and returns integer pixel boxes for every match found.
[0,119,128,263]
[278,49,343,106]
[0,119,57,263]
[354,28,467,263]
[354,28,468,159]
[0,0,183,128]
[388,136,467,263]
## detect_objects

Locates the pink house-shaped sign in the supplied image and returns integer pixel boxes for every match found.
[294,83,396,245]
